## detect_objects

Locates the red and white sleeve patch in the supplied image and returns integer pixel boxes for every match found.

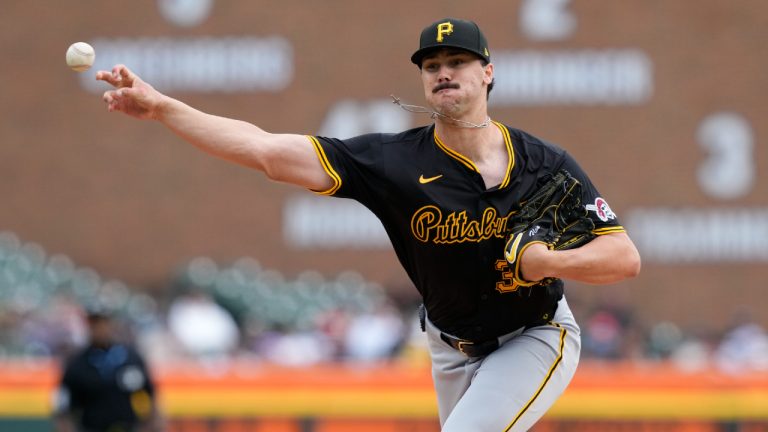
[586,197,616,222]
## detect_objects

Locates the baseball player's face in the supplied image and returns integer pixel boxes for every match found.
[420,49,492,117]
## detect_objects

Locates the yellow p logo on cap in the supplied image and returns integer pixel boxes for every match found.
[436,22,454,42]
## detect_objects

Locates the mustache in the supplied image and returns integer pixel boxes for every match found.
[432,82,460,93]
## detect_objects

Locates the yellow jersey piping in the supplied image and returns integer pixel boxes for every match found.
[433,123,516,188]
[306,136,342,196]
[493,121,515,189]
[433,131,479,172]
[592,226,627,235]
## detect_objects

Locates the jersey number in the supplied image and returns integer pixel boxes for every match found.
[495,259,521,293]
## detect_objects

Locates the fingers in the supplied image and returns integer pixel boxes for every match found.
[102,87,136,112]
[102,90,119,112]
[95,70,119,86]
[95,64,135,88]
[118,65,134,81]
[97,64,153,117]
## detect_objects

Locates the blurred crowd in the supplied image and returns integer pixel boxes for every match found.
[1,230,767,373]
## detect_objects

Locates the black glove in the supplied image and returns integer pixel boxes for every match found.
[504,170,595,287]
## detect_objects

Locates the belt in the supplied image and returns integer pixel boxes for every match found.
[422,303,558,358]
[440,332,500,357]
[437,314,555,358]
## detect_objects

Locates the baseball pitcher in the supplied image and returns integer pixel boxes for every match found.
[97,17,640,432]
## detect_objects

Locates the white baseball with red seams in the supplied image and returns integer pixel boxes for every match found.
[66,42,95,72]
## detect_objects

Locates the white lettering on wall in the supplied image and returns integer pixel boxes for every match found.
[626,207,768,262]
[283,194,390,249]
[490,49,653,106]
[80,37,293,93]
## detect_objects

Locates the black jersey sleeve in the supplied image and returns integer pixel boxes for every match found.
[306,133,388,209]
[558,152,626,235]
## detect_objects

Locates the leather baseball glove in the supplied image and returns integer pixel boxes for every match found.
[504,169,596,287]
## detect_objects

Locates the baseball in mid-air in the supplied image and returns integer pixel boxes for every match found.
[66,42,95,72]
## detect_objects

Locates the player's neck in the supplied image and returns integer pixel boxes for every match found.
[435,117,501,164]
[433,96,489,128]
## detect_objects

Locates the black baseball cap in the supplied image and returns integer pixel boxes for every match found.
[411,18,490,66]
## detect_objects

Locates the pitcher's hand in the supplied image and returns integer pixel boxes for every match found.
[97,64,165,120]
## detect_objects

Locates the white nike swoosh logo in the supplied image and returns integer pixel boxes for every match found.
[504,233,523,264]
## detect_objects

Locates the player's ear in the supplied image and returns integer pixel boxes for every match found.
[483,62,494,85]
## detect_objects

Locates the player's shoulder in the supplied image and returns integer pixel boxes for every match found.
[321,125,430,151]
[503,124,566,157]
[500,124,569,170]
[374,125,432,145]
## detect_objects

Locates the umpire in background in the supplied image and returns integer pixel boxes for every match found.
[52,305,163,432]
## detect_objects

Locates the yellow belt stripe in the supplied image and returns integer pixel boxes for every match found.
[504,323,567,431]
[307,136,342,196]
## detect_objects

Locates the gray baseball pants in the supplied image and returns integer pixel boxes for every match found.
[425,297,581,431]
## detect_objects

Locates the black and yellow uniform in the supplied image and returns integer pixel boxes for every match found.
[309,122,625,341]
[55,343,156,432]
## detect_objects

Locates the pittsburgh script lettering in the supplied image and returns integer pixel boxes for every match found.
[411,206,514,244]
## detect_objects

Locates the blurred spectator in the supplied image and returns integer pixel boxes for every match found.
[670,337,711,372]
[714,312,768,374]
[314,308,352,360]
[645,321,684,360]
[256,325,333,367]
[582,310,623,360]
[343,299,405,362]
[398,306,432,368]
[52,305,162,432]
[581,299,634,360]
[167,288,240,360]
[20,295,87,358]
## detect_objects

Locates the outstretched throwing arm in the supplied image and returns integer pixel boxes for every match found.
[97,64,333,191]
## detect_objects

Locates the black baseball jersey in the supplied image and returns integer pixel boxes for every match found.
[54,343,156,432]
[309,122,624,341]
